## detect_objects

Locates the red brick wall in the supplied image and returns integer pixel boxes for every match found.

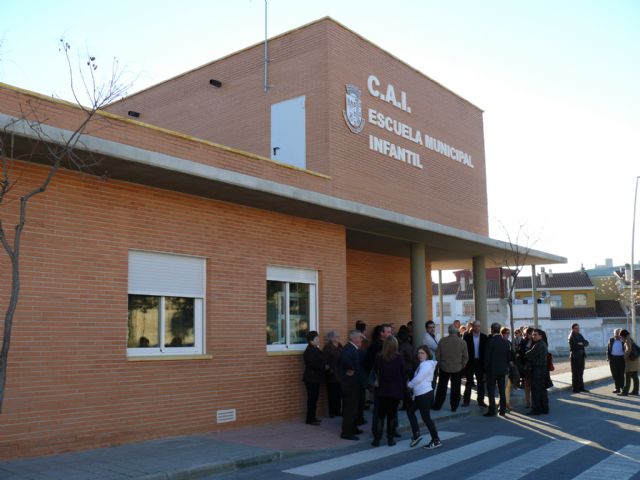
[347,250,411,328]
[105,17,489,235]
[346,249,434,331]
[107,21,331,176]
[327,21,488,235]
[0,161,347,460]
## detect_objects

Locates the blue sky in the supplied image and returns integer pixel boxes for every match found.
[2,0,639,275]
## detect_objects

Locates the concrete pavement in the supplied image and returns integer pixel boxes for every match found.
[0,365,614,480]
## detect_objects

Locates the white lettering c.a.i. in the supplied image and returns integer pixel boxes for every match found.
[367,74,411,114]
[367,75,381,98]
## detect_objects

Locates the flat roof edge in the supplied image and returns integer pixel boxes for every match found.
[2,112,563,265]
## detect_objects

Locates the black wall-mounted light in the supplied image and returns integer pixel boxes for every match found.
[209,79,222,88]
[127,110,140,118]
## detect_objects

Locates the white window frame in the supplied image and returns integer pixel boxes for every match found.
[463,301,475,316]
[573,293,587,307]
[549,295,562,308]
[266,266,318,352]
[127,250,206,357]
[436,302,452,317]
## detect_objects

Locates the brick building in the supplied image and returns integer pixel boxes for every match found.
[0,17,563,459]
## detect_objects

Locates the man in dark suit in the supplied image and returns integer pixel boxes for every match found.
[569,323,589,393]
[608,328,626,393]
[463,320,487,406]
[483,323,514,416]
[338,330,364,440]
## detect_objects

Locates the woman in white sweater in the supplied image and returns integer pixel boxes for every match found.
[406,345,442,449]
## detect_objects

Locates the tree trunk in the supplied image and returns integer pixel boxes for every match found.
[0,248,19,414]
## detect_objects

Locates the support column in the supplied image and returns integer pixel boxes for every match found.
[473,256,488,333]
[532,264,539,329]
[438,269,445,339]
[411,243,427,350]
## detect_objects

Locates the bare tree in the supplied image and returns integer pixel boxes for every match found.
[499,223,537,342]
[0,39,131,413]
[595,272,640,331]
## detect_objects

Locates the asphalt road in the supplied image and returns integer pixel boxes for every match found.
[208,380,640,480]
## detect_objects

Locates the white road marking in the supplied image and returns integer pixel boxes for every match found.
[282,431,464,477]
[355,435,521,480]
[467,440,582,479]
[572,445,640,479]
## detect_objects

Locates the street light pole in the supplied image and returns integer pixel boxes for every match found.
[632,176,640,341]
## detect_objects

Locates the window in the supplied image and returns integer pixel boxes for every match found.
[127,251,205,356]
[549,295,562,308]
[488,301,500,313]
[436,302,452,317]
[463,301,475,316]
[266,266,317,351]
[573,293,587,307]
[271,95,306,169]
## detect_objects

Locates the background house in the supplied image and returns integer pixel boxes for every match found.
[432,267,630,352]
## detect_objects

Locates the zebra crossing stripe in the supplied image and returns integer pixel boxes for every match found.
[467,440,582,480]
[282,431,464,477]
[355,435,521,480]
[572,445,640,479]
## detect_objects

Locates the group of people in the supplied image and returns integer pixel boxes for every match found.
[432,320,552,416]
[607,328,639,396]
[302,319,640,449]
[302,323,442,449]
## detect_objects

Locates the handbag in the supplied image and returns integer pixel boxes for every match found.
[545,374,554,389]
[547,353,555,372]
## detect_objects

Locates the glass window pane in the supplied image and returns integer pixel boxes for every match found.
[165,297,195,347]
[574,294,587,307]
[267,281,286,345]
[128,295,160,348]
[289,283,309,345]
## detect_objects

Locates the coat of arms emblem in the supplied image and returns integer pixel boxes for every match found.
[343,84,364,133]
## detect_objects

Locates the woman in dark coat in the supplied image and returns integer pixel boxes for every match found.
[525,329,549,415]
[372,335,405,446]
[397,326,416,410]
[323,330,343,417]
[303,331,327,425]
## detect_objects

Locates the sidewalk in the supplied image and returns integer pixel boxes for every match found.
[0,365,612,480]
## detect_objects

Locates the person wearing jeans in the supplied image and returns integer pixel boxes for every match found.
[406,345,441,450]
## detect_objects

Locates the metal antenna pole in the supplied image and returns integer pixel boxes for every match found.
[632,176,639,340]
[264,0,269,92]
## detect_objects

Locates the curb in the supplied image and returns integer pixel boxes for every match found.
[137,451,290,480]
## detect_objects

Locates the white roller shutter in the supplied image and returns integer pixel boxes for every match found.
[128,250,205,297]
[267,266,317,284]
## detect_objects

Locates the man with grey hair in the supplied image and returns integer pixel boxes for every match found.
[432,324,469,412]
[608,328,626,394]
[463,319,487,407]
[338,330,364,440]
[484,322,513,416]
